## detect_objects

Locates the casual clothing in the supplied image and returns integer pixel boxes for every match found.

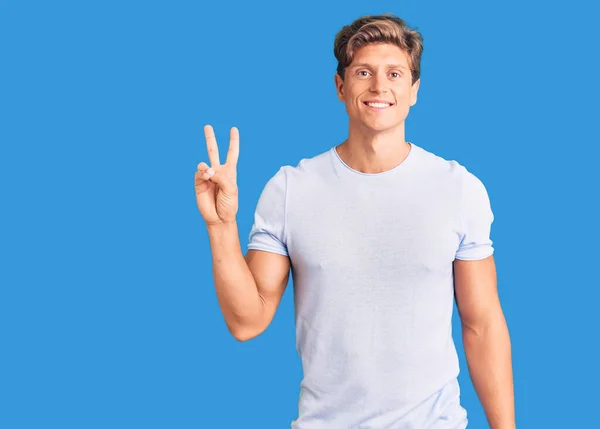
[248,142,494,428]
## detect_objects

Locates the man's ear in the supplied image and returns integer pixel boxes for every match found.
[334,73,345,102]
[410,78,420,107]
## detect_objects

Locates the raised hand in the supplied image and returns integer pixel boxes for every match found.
[195,125,240,225]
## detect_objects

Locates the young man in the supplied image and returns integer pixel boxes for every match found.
[195,13,515,429]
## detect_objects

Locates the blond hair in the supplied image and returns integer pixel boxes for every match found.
[333,13,424,84]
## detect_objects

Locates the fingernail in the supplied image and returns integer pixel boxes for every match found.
[207,168,215,176]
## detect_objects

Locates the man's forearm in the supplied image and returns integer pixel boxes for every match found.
[206,221,263,335]
[463,312,515,429]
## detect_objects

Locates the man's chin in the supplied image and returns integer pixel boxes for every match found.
[359,121,402,133]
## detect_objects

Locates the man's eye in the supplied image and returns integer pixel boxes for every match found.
[390,72,401,78]
[358,71,370,77]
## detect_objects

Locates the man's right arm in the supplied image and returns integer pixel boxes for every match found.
[207,221,290,341]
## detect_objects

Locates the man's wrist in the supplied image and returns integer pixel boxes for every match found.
[206,220,238,237]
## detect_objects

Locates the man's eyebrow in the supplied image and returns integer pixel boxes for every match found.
[349,63,408,70]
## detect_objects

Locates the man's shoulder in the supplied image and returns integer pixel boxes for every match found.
[277,146,335,177]
[413,143,466,178]
[415,144,488,197]
[259,147,334,194]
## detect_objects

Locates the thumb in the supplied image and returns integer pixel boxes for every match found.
[208,170,237,194]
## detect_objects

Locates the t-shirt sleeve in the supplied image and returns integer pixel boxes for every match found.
[247,166,289,257]
[455,168,495,260]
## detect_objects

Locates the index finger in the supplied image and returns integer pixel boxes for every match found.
[226,127,239,166]
[204,125,221,167]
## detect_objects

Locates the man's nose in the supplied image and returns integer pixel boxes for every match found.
[370,72,388,93]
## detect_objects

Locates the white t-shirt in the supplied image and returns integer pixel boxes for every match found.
[248,142,494,429]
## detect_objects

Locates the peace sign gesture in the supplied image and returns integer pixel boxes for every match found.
[195,125,240,226]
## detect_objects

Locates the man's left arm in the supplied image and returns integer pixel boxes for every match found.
[454,255,515,429]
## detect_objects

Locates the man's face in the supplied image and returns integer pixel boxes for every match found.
[335,43,420,133]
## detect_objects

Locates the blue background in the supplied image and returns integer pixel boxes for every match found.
[1,0,599,427]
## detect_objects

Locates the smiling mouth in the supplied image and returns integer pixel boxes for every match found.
[363,101,393,109]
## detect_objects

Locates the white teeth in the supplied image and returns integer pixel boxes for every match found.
[366,102,391,108]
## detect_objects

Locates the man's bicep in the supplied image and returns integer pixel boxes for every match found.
[453,255,500,333]
[245,249,291,323]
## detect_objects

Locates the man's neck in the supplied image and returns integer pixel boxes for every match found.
[336,124,411,174]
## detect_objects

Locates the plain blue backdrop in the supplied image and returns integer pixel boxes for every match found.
[1,0,599,428]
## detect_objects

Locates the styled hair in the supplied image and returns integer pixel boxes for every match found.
[333,13,424,84]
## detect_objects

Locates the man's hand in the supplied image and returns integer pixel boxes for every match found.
[195,125,240,226]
